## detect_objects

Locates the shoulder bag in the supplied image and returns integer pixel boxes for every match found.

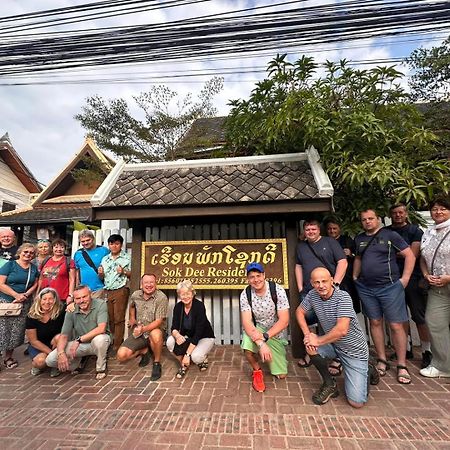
[0,265,31,317]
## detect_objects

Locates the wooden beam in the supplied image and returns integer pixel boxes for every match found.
[285,219,303,358]
[129,221,144,293]
[94,199,332,221]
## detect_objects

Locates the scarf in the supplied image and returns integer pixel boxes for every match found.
[430,217,450,234]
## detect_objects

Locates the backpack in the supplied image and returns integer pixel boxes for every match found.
[245,280,278,326]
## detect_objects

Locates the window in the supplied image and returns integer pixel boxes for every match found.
[1,202,15,212]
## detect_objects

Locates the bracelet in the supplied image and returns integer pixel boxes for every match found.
[57,351,66,357]
[257,341,265,349]
[185,353,191,358]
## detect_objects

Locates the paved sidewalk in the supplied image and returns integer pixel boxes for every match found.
[0,345,448,449]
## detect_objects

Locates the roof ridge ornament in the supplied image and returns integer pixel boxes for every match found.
[306,146,334,198]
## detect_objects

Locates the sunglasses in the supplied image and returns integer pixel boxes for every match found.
[23,250,35,255]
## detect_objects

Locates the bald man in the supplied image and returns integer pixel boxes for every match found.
[0,228,17,267]
[296,268,378,408]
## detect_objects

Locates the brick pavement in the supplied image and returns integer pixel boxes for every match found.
[0,345,449,449]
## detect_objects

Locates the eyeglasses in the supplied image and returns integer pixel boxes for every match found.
[22,251,35,255]
[431,207,449,213]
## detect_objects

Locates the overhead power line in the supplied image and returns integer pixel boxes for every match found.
[0,0,447,79]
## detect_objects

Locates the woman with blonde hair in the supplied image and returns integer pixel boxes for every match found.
[167,279,215,379]
[26,287,64,376]
[0,243,39,369]
[32,239,51,268]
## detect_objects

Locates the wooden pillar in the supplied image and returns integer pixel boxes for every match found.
[130,220,144,292]
[286,219,302,358]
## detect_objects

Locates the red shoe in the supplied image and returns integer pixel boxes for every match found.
[252,369,265,392]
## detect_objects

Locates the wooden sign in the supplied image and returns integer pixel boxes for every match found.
[141,239,288,289]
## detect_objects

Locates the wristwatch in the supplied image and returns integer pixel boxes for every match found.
[263,332,269,342]
[76,336,83,344]
[185,352,191,358]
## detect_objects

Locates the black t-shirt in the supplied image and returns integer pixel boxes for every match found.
[296,237,346,292]
[0,245,18,261]
[26,309,65,348]
[385,224,423,278]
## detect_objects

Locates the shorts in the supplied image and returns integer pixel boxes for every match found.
[319,344,368,405]
[121,334,148,352]
[241,326,288,376]
[27,345,42,359]
[355,279,408,323]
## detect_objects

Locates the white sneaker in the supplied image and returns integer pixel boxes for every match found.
[419,365,450,378]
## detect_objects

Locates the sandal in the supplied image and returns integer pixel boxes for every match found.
[297,355,312,368]
[328,359,342,376]
[95,371,107,380]
[397,365,411,385]
[198,358,208,372]
[4,358,18,369]
[176,366,188,379]
[376,358,390,377]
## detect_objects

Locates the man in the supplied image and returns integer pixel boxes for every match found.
[99,234,131,354]
[296,268,377,407]
[0,228,17,267]
[116,273,168,381]
[240,262,290,393]
[46,285,111,380]
[387,203,432,368]
[295,219,348,366]
[73,230,109,299]
[353,209,415,384]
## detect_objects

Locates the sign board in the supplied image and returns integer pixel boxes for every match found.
[141,239,288,289]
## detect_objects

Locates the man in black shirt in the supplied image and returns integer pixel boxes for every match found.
[387,204,432,369]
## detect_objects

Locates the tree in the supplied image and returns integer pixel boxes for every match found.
[406,35,450,157]
[75,77,223,162]
[225,54,450,231]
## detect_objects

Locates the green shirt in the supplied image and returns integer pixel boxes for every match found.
[61,298,110,339]
[100,250,131,290]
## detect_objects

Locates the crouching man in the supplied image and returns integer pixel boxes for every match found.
[240,262,290,393]
[296,268,378,407]
[46,284,111,380]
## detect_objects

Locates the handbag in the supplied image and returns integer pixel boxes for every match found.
[0,302,22,316]
[0,264,32,317]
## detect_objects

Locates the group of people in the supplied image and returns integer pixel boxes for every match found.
[0,195,448,408]
[241,197,450,408]
[0,229,214,382]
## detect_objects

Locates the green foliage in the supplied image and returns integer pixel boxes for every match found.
[407,35,450,102]
[75,77,223,162]
[226,54,450,230]
[406,36,450,157]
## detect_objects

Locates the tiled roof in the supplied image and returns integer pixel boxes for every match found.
[0,206,93,225]
[100,159,320,208]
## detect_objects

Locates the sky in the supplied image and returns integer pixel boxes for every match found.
[0,0,446,188]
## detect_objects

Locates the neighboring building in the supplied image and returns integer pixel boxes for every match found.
[0,132,42,214]
[0,138,113,246]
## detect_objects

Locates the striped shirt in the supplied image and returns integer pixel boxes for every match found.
[301,288,368,361]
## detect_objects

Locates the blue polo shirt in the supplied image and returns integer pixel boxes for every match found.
[74,246,109,292]
[355,228,409,288]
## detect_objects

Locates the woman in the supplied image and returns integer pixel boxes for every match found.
[0,243,39,369]
[26,287,64,377]
[419,196,450,378]
[32,239,51,268]
[38,239,75,304]
[167,279,215,378]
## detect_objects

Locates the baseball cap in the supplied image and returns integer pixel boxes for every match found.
[246,262,264,274]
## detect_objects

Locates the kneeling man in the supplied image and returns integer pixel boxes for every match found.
[240,262,290,393]
[296,268,377,407]
[116,273,168,381]
[46,284,111,380]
